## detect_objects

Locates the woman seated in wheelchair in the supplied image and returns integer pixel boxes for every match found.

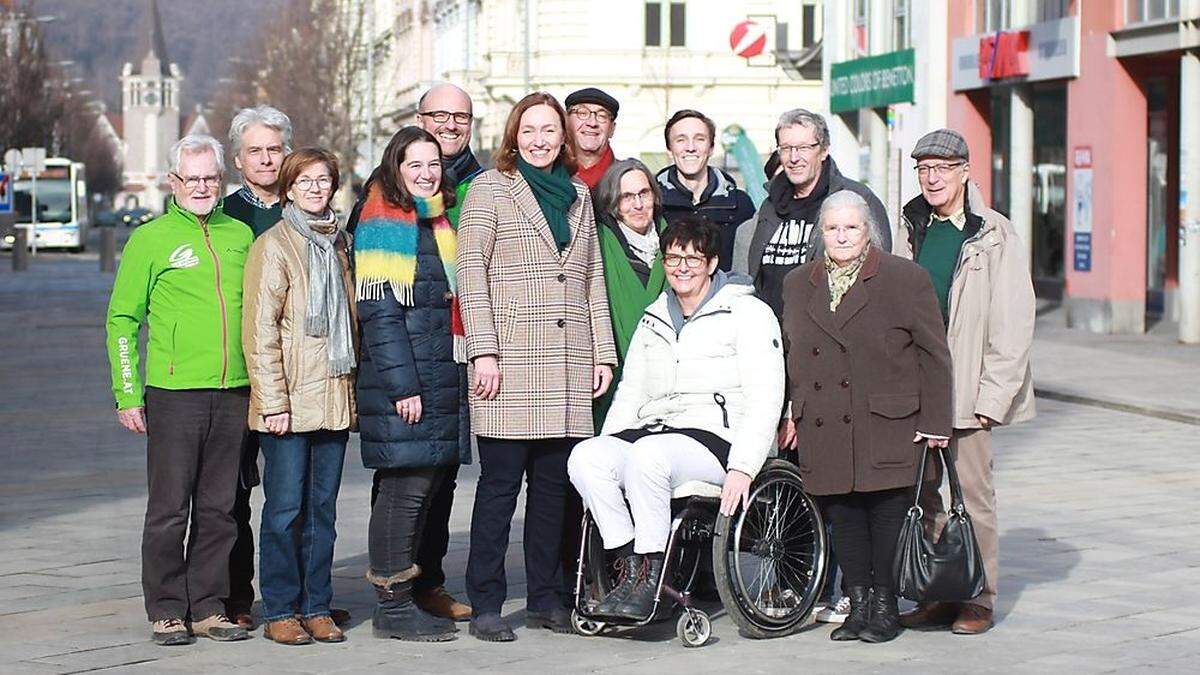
[567,216,784,620]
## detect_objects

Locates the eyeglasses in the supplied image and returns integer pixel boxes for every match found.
[419,110,473,125]
[171,173,221,190]
[619,188,653,206]
[294,176,333,192]
[569,107,613,124]
[663,253,708,269]
[778,142,822,158]
[915,162,964,179]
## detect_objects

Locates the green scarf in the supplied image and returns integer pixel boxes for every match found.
[825,246,870,311]
[516,156,577,251]
[593,218,668,427]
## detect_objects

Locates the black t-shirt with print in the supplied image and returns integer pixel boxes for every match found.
[756,160,831,318]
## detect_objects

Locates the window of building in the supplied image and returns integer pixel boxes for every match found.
[669,2,686,47]
[645,2,685,47]
[802,2,817,47]
[853,0,868,55]
[645,2,662,46]
[1126,0,1181,24]
[1036,0,1070,21]
[894,0,911,49]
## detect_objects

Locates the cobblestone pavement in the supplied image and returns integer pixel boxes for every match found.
[1,244,1198,673]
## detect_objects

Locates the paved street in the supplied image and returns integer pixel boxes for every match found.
[1,238,1199,673]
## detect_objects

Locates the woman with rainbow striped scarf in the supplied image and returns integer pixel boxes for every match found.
[352,126,470,643]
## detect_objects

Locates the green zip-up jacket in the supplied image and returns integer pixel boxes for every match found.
[106,198,254,409]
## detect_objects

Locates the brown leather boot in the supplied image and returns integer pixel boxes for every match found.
[952,604,994,635]
[898,601,959,630]
[302,615,346,643]
[414,586,472,622]
[264,617,312,645]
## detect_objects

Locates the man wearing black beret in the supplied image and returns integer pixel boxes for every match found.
[565,87,621,190]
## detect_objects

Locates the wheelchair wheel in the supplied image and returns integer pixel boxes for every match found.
[571,609,606,636]
[712,459,828,639]
[676,609,712,647]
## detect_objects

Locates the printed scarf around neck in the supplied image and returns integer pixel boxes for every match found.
[354,189,466,362]
[824,245,870,311]
[282,202,355,377]
[516,156,577,251]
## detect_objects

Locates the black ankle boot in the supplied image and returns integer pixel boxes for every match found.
[830,586,872,641]
[860,587,901,643]
[613,555,664,620]
[594,554,642,617]
[373,582,457,642]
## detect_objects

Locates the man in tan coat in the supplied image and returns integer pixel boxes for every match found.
[893,129,1036,635]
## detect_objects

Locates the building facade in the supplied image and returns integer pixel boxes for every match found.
[358,0,826,181]
[117,0,181,214]
[826,0,1199,341]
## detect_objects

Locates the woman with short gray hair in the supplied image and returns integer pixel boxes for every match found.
[592,158,669,424]
[779,189,952,645]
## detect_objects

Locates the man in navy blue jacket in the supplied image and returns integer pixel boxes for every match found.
[655,109,756,272]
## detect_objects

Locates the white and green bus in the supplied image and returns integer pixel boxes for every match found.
[2,158,90,252]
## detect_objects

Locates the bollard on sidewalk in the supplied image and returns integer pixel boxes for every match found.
[100,227,117,273]
[11,228,28,271]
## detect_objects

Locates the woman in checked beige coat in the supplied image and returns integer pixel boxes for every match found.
[456,92,617,641]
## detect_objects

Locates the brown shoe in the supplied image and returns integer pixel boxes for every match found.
[303,615,346,643]
[952,604,994,635]
[898,601,959,630]
[264,617,313,645]
[414,586,472,621]
[231,612,254,630]
[330,607,351,627]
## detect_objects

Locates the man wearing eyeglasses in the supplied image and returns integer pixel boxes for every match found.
[564,87,620,190]
[895,129,1035,636]
[656,109,756,272]
[742,108,891,320]
[106,134,254,646]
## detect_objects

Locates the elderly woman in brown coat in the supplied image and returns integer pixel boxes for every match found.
[780,189,952,645]
[456,91,618,641]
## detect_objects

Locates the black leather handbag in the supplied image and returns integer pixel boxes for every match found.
[894,446,986,602]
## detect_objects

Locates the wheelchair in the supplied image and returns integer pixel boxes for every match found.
[570,458,829,647]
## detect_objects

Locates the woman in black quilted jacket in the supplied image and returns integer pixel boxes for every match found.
[351,127,470,643]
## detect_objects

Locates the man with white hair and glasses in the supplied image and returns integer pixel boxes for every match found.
[106,134,254,646]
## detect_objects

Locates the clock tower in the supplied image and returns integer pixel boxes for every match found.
[118,0,182,214]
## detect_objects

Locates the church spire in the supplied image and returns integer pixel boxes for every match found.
[133,0,171,77]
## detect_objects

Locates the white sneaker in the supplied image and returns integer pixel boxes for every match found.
[814,595,851,624]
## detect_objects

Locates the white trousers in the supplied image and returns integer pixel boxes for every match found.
[567,433,726,554]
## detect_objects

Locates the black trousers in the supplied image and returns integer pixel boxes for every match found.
[414,463,458,594]
[369,467,443,580]
[222,433,258,614]
[466,437,576,616]
[818,487,910,590]
[142,387,249,621]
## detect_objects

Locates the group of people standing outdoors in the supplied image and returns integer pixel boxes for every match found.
[105,80,1034,649]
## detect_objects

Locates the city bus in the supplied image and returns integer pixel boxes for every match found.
[2,158,90,252]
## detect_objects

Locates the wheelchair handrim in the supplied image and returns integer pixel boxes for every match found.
[727,473,825,629]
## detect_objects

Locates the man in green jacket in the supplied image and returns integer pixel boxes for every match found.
[106,134,253,646]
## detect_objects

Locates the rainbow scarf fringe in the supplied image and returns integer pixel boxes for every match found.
[354,189,465,362]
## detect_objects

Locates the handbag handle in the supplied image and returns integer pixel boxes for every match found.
[908,444,968,516]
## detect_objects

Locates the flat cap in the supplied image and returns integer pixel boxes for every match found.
[565,87,619,118]
[911,129,969,161]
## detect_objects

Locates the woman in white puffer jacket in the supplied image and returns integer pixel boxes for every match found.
[568,216,785,621]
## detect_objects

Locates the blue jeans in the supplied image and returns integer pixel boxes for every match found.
[259,429,348,621]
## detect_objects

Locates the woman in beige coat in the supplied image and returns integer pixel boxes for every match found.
[457,92,618,641]
[242,148,356,646]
